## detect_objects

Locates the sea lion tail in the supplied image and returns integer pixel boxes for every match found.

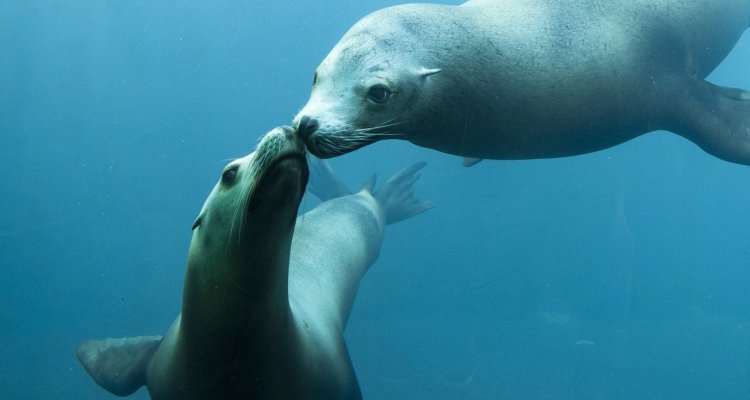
[373,162,433,225]
[76,335,162,396]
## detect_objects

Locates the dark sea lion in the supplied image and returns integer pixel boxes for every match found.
[76,126,431,399]
[294,0,750,165]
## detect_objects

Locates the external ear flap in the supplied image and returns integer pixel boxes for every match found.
[192,215,202,230]
[417,67,442,78]
[192,195,212,230]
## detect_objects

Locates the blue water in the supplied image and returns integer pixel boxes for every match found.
[2,1,749,399]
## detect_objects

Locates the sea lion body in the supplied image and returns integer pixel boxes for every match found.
[76,127,431,399]
[295,0,750,164]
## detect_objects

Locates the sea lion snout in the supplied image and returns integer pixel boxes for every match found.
[266,125,298,142]
[296,115,319,141]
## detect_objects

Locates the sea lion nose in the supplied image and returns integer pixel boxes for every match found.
[296,116,319,140]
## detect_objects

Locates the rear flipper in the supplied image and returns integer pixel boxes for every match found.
[374,162,434,225]
[77,335,162,396]
[672,80,750,165]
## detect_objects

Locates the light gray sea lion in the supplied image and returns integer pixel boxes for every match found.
[294,0,750,165]
[76,126,431,400]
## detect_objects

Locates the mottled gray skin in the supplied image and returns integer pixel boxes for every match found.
[294,0,750,164]
[76,127,430,400]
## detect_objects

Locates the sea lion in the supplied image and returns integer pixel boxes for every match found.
[76,126,431,399]
[294,0,750,165]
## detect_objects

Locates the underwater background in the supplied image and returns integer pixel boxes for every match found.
[2,0,749,399]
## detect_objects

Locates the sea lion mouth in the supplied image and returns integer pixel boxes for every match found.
[225,126,308,243]
[304,132,365,158]
[240,152,308,240]
[244,129,309,213]
[253,152,309,201]
[303,128,394,159]
[297,116,405,158]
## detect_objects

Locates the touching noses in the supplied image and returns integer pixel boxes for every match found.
[296,116,319,141]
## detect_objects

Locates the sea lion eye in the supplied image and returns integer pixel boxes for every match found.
[222,167,238,186]
[312,72,318,86]
[366,84,391,104]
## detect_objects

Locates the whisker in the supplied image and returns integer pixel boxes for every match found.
[306,118,406,156]
[353,120,403,133]
[362,132,404,138]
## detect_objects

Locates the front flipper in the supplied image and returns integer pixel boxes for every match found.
[671,80,750,165]
[77,335,162,396]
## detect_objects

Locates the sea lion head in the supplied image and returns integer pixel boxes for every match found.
[293,9,441,158]
[189,126,308,270]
